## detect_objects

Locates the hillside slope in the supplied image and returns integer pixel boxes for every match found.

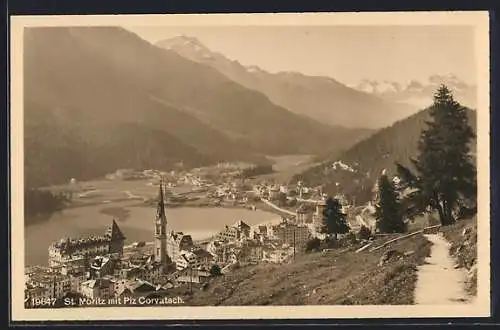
[157,35,416,129]
[180,234,431,305]
[24,27,370,187]
[293,108,477,203]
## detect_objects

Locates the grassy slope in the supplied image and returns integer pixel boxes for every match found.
[182,234,431,306]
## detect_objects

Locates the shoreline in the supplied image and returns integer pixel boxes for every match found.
[25,200,287,267]
[25,196,289,228]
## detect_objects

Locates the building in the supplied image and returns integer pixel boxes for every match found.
[90,255,116,278]
[233,220,251,237]
[113,279,137,298]
[135,262,164,282]
[239,239,264,264]
[129,280,159,297]
[268,185,281,200]
[279,185,289,194]
[251,225,268,240]
[67,270,87,293]
[120,253,165,282]
[25,287,51,301]
[262,246,293,264]
[107,220,126,255]
[80,278,114,300]
[206,240,225,262]
[271,221,311,248]
[154,180,168,268]
[216,220,251,242]
[312,198,327,231]
[48,220,126,267]
[216,225,240,242]
[57,255,87,276]
[167,231,193,264]
[295,204,314,225]
[113,278,172,299]
[26,268,71,300]
[176,248,214,271]
[174,268,210,284]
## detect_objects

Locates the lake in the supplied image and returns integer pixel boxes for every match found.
[24,201,279,266]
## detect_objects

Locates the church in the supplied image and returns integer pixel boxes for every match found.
[153,179,171,270]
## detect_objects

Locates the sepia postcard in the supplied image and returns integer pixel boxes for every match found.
[10,11,491,322]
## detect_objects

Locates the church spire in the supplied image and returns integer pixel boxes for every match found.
[154,176,168,266]
[156,177,166,220]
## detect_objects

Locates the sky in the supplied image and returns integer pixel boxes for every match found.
[124,25,476,86]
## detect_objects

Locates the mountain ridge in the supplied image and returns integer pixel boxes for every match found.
[156,35,418,129]
[349,74,476,109]
[24,27,371,187]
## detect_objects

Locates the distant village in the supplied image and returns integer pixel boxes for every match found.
[25,164,367,307]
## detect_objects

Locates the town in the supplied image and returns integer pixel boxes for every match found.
[24,169,364,307]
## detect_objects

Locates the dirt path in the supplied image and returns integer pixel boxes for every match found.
[415,234,471,304]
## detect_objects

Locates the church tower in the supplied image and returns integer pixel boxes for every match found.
[154,178,168,265]
[107,219,126,256]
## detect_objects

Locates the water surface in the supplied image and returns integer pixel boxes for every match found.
[25,201,278,266]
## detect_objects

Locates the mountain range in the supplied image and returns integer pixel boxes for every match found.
[24,27,372,187]
[349,74,476,110]
[156,35,418,129]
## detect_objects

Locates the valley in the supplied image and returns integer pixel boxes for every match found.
[20,25,480,311]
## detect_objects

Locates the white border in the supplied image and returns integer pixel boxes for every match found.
[10,11,491,321]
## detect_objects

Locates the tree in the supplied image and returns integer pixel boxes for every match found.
[358,225,372,240]
[305,237,321,253]
[209,264,222,277]
[398,85,476,226]
[320,197,350,240]
[375,173,406,233]
[277,192,287,206]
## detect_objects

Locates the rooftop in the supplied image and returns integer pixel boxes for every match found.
[105,219,126,241]
[81,278,112,289]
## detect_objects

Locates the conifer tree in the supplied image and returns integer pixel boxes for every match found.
[321,197,350,239]
[375,173,406,233]
[416,85,476,225]
[397,85,476,226]
[210,264,222,276]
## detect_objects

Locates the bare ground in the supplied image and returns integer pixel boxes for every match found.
[415,234,471,304]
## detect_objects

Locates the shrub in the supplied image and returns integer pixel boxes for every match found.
[210,264,223,276]
[358,225,372,240]
[305,237,321,253]
[346,231,357,244]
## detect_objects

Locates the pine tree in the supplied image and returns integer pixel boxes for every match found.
[375,173,406,233]
[321,197,350,240]
[209,264,222,276]
[412,85,476,225]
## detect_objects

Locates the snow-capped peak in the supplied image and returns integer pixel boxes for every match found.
[246,65,263,73]
[349,74,475,108]
[157,35,213,59]
[353,79,402,94]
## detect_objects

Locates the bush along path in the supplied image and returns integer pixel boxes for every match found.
[414,234,472,304]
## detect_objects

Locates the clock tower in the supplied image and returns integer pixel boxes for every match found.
[154,178,168,265]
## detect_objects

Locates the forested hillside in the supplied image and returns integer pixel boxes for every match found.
[24,27,371,188]
[293,108,477,204]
